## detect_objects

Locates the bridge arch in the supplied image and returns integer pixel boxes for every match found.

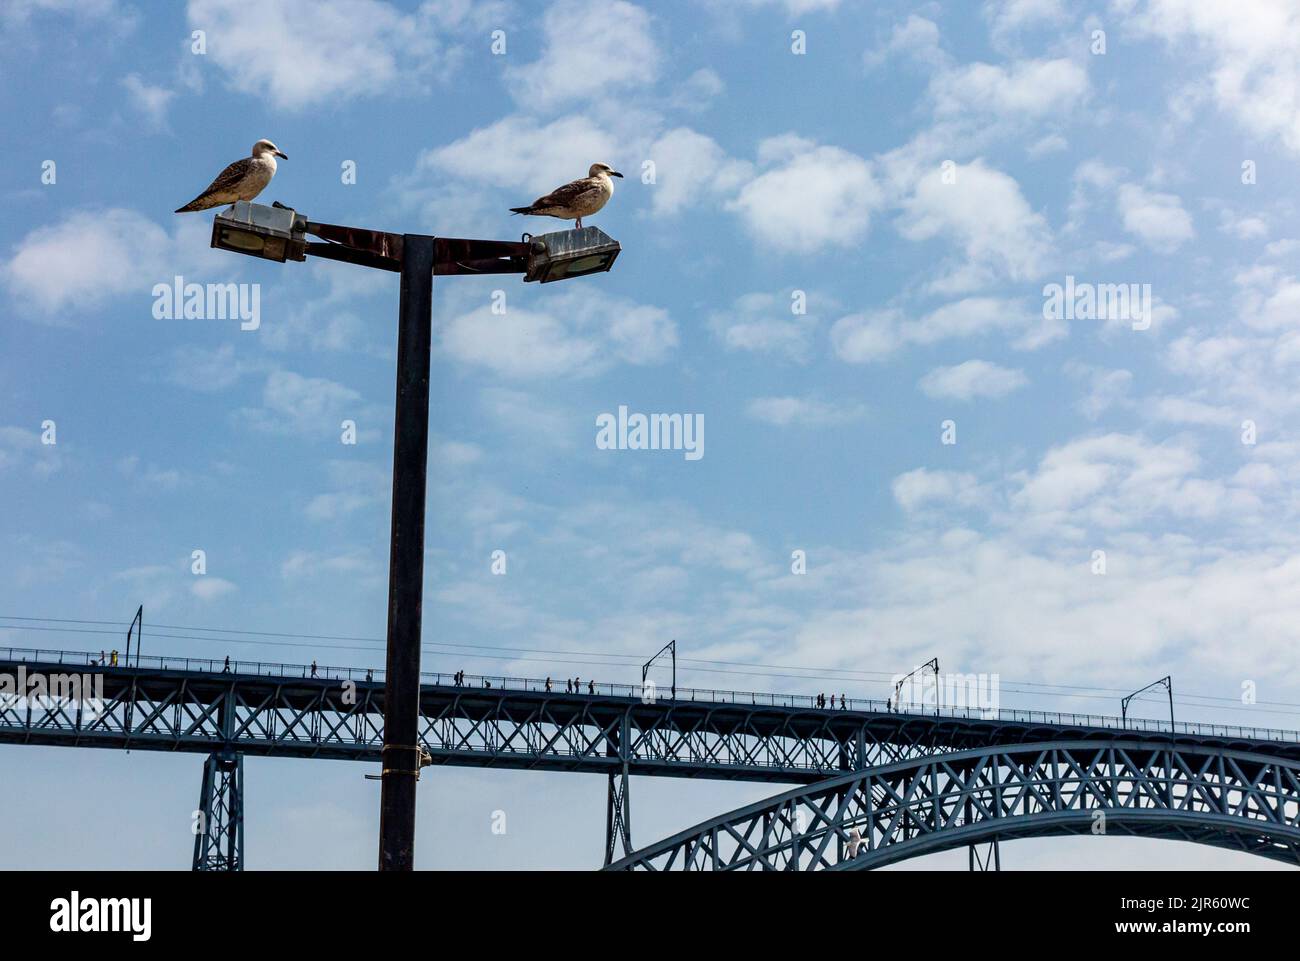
[605,741,1300,870]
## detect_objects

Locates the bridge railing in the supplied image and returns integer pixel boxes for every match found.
[1,646,1297,745]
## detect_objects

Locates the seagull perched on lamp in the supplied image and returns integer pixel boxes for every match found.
[175,139,288,213]
[510,162,623,229]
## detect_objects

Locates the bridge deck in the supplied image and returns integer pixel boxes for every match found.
[3,648,1298,781]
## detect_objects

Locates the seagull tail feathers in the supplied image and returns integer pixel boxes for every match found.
[174,196,210,213]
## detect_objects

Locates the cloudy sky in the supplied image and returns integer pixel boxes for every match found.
[2,0,1300,870]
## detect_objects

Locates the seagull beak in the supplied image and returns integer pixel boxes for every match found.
[610,170,624,178]
[275,150,288,160]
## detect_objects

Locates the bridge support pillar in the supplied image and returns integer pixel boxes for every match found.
[192,751,244,871]
[603,765,632,865]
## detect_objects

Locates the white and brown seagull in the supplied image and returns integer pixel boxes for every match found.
[510,162,623,229]
[175,139,288,213]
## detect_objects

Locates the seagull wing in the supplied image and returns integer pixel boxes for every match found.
[175,157,254,212]
[516,177,602,213]
[197,157,254,198]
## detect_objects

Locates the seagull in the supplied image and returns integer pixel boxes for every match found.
[175,139,288,213]
[510,162,623,229]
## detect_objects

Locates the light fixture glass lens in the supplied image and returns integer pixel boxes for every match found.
[220,229,266,253]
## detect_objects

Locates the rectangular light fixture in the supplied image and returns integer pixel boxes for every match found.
[524,226,621,283]
[211,201,309,263]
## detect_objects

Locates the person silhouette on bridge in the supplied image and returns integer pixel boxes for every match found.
[588,679,595,695]
[310,660,318,678]
[223,656,231,673]
[110,649,118,667]
[545,676,553,692]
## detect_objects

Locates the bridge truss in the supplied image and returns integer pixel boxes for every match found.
[2,649,1298,871]
[605,741,1300,870]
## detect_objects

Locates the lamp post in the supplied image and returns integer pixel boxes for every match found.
[211,201,621,871]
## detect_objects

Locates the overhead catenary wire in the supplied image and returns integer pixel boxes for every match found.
[1,614,1297,720]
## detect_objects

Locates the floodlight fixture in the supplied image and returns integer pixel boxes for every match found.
[524,226,621,283]
[210,201,308,263]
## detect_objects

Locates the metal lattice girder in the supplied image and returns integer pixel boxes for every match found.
[605,741,1300,870]
[4,654,1300,785]
[604,768,632,865]
[192,752,243,871]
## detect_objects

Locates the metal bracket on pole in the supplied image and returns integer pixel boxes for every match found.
[1121,675,1174,729]
[642,639,676,700]
[125,604,142,667]
[892,656,940,714]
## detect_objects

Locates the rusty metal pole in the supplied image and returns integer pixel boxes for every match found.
[378,234,435,871]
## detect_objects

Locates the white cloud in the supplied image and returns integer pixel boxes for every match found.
[4,208,232,318]
[865,15,944,68]
[1117,183,1194,252]
[120,74,174,127]
[4,209,168,315]
[504,0,660,109]
[1218,210,1268,241]
[708,290,818,361]
[3,0,123,23]
[746,396,865,427]
[1065,363,1133,420]
[281,549,380,581]
[983,0,1069,37]
[0,426,62,477]
[720,0,841,14]
[892,469,988,512]
[1120,0,1300,154]
[896,160,1053,286]
[1008,433,1249,528]
[930,58,1088,119]
[442,288,676,378]
[420,114,622,198]
[831,297,1063,364]
[239,370,365,438]
[191,577,237,601]
[186,0,488,110]
[728,136,882,253]
[919,360,1029,400]
[671,68,725,110]
[645,127,752,217]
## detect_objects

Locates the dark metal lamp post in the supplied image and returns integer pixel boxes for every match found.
[211,201,621,871]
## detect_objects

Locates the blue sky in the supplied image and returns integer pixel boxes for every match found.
[3,0,1300,869]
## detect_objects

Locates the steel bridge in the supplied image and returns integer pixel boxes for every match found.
[2,647,1298,871]
[603,741,1300,870]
